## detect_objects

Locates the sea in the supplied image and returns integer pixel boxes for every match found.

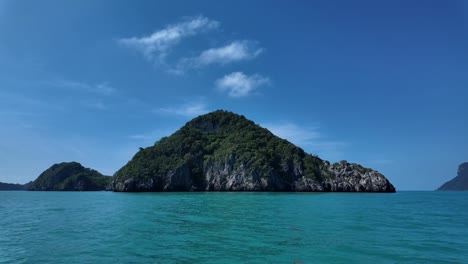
[0,191,467,264]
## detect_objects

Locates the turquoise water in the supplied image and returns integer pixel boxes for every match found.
[0,192,467,263]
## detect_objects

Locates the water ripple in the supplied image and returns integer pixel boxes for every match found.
[0,191,467,263]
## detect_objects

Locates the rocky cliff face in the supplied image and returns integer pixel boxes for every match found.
[112,158,394,192]
[28,162,111,191]
[112,110,395,192]
[296,161,395,192]
[437,162,468,191]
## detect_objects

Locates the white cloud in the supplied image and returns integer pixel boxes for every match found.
[172,40,263,73]
[129,128,175,141]
[215,72,270,97]
[95,83,115,96]
[53,79,88,89]
[118,15,220,63]
[262,122,347,161]
[156,101,210,118]
[45,80,115,110]
[263,123,321,146]
[84,101,107,110]
[50,80,115,96]
[198,41,262,65]
[0,92,65,113]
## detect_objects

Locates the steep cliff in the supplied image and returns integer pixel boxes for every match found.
[437,162,468,191]
[28,162,111,191]
[113,110,395,192]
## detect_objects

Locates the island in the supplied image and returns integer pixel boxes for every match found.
[112,110,395,192]
[0,181,30,191]
[27,162,111,191]
[437,162,468,191]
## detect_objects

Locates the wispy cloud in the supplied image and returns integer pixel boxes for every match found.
[172,41,262,73]
[262,123,321,146]
[215,72,270,97]
[129,128,175,141]
[155,100,210,118]
[262,122,347,160]
[83,100,107,110]
[45,79,115,110]
[0,110,39,117]
[0,92,64,112]
[50,80,116,96]
[118,15,220,63]
[95,83,115,96]
[198,41,262,65]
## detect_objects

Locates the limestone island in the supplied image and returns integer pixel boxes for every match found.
[437,162,468,191]
[112,110,395,192]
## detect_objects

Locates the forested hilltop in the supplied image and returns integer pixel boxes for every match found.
[28,162,111,191]
[113,110,395,192]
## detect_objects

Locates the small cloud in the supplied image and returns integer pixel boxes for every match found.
[215,72,270,97]
[118,15,220,63]
[92,101,107,110]
[155,101,210,118]
[52,79,90,91]
[83,100,107,110]
[198,41,262,65]
[262,123,321,146]
[129,127,177,144]
[0,92,64,112]
[0,110,40,117]
[50,79,116,96]
[95,83,115,96]
[129,134,150,140]
[262,122,347,161]
[173,40,262,73]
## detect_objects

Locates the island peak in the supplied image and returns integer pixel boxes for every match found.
[112,111,395,192]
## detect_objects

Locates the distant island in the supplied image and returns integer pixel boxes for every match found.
[27,162,111,191]
[437,162,468,191]
[1,110,396,192]
[0,181,31,191]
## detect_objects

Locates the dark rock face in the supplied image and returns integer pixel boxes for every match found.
[28,162,111,191]
[112,110,395,193]
[437,162,468,191]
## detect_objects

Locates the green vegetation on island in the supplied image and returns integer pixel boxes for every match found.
[28,162,111,191]
[116,110,325,181]
[113,110,395,192]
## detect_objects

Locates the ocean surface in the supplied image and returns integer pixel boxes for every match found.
[0,191,467,264]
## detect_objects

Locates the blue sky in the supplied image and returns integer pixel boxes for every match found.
[0,0,467,190]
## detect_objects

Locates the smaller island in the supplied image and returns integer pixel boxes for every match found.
[0,181,31,191]
[437,162,468,191]
[27,162,111,191]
